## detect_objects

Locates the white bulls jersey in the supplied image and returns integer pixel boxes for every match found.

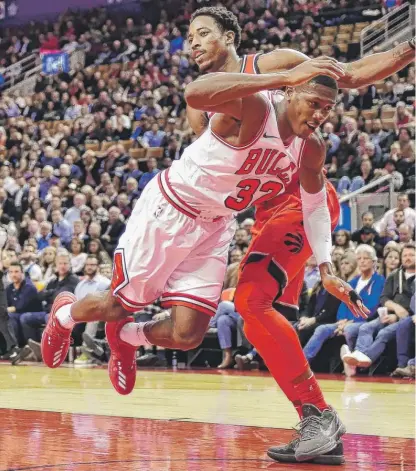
[159,91,306,218]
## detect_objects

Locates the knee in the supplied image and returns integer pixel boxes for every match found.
[19,313,30,324]
[234,282,273,316]
[172,329,205,351]
[216,314,230,329]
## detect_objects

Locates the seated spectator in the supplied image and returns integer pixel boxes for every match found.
[295,279,341,347]
[339,252,359,282]
[398,223,414,247]
[6,262,43,347]
[303,245,385,365]
[87,238,112,265]
[375,193,416,236]
[100,206,125,256]
[39,246,57,284]
[138,158,160,192]
[37,221,52,250]
[209,289,241,369]
[51,209,73,247]
[342,243,415,373]
[230,227,250,252]
[304,255,320,292]
[72,255,110,365]
[0,259,19,361]
[351,211,379,243]
[381,247,402,278]
[333,230,355,252]
[69,238,87,275]
[394,101,415,130]
[223,249,242,290]
[391,290,415,378]
[142,123,166,148]
[19,244,42,283]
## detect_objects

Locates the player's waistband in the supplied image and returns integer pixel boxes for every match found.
[158,169,223,222]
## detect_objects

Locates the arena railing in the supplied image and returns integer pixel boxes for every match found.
[360,2,415,56]
[339,174,395,231]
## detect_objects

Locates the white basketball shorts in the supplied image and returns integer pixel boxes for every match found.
[111,172,236,316]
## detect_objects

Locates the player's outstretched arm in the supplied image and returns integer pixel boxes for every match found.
[256,38,415,89]
[338,38,415,89]
[299,134,369,319]
[184,57,345,118]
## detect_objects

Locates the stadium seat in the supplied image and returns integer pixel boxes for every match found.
[146,147,164,159]
[382,118,396,130]
[381,107,396,119]
[339,24,354,34]
[85,141,100,152]
[129,148,146,160]
[323,26,337,36]
[320,36,334,46]
[101,141,114,152]
[119,140,134,152]
[361,109,375,120]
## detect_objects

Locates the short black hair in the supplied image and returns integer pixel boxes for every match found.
[191,7,241,48]
[10,262,23,272]
[309,75,338,91]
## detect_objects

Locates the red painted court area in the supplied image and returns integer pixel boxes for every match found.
[0,408,414,471]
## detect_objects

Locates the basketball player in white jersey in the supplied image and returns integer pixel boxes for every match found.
[41,57,353,372]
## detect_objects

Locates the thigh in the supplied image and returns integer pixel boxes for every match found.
[161,217,236,317]
[377,322,399,340]
[20,311,47,325]
[344,322,361,337]
[112,179,204,312]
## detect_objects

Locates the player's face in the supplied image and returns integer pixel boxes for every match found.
[286,84,337,139]
[188,16,234,73]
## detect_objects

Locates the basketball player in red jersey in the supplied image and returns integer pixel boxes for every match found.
[185,7,415,464]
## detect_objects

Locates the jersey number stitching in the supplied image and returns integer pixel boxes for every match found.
[224,178,284,211]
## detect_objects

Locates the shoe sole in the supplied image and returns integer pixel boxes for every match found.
[295,422,347,462]
[344,355,371,368]
[267,449,345,465]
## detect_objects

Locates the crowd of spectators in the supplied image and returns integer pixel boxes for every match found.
[0,1,414,375]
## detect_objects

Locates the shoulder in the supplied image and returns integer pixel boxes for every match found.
[257,48,308,73]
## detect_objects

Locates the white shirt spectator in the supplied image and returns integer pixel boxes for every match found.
[375,207,416,234]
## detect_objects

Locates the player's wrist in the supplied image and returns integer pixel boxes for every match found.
[319,262,335,278]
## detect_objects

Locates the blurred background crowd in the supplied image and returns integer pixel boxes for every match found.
[0,0,414,377]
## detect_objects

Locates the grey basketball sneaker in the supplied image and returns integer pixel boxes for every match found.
[267,435,345,465]
[295,404,346,462]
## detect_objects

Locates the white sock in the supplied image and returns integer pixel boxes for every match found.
[120,322,152,347]
[55,304,76,330]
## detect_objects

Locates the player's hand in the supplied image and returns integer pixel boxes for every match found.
[286,57,346,87]
[321,273,369,319]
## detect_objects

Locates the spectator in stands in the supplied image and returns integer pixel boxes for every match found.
[394,101,414,130]
[19,244,42,283]
[391,293,415,378]
[342,243,415,373]
[210,289,241,369]
[51,209,73,246]
[72,255,110,365]
[69,238,87,275]
[398,224,414,247]
[0,257,19,361]
[304,255,320,291]
[333,230,355,251]
[87,239,111,265]
[376,193,416,236]
[138,157,160,192]
[64,193,86,225]
[223,248,242,290]
[381,247,401,278]
[351,211,379,243]
[295,279,341,347]
[304,245,385,365]
[100,206,125,256]
[142,123,166,148]
[39,246,57,284]
[6,262,42,347]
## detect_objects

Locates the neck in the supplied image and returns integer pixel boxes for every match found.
[275,101,295,145]
[361,269,373,280]
[405,268,415,275]
[217,51,240,73]
[13,281,22,289]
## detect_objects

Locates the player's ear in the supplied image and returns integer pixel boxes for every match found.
[225,30,235,46]
[285,87,295,102]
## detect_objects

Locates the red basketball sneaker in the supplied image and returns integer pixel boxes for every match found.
[106,317,137,395]
[41,292,76,368]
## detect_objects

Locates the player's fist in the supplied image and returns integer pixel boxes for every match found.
[286,57,346,87]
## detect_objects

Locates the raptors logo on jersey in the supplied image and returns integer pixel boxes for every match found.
[160,91,306,217]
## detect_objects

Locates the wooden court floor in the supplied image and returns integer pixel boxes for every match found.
[0,364,414,471]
